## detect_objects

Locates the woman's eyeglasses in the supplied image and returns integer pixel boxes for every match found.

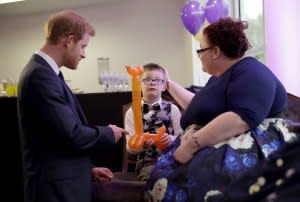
[196,47,212,54]
[142,78,164,85]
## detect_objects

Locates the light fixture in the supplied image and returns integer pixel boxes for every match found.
[0,0,25,5]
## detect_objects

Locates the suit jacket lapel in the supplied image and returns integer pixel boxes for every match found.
[72,94,88,125]
[29,54,89,127]
[58,71,88,126]
[66,85,88,126]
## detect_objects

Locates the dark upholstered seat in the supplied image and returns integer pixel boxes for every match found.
[92,172,145,202]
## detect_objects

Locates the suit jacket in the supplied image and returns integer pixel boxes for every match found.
[17,54,115,202]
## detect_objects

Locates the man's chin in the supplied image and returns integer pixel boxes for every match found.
[65,65,78,70]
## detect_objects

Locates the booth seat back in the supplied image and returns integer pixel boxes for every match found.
[284,93,300,122]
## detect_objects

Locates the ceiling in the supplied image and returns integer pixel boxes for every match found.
[0,0,114,17]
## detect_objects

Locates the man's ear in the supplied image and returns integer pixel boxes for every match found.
[64,34,74,48]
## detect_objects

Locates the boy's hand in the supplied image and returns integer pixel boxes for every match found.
[143,139,155,149]
[158,133,172,147]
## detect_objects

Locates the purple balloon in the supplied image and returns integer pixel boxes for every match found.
[205,0,229,24]
[181,0,205,35]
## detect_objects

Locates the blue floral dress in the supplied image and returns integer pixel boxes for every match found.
[144,119,297,202]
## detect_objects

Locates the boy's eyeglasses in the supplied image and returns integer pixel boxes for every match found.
[142,78,164,85]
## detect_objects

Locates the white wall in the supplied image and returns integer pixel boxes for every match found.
[0,0,193,93]
[264,0,300,97]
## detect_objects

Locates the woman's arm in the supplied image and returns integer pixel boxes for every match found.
[193,111,249,147]
[174,111,250,163]
[167,80,195,110]
[170,104,183,137]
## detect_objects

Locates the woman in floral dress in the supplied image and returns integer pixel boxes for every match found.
[144,17,297,202]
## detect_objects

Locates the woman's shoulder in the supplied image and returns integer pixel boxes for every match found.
[233,56,261,69]
[230,56,270,76]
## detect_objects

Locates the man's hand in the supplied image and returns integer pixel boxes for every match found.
[92,167,114,182]
[109,124,129,143]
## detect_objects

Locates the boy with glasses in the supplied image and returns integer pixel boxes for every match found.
[124,63,182,181]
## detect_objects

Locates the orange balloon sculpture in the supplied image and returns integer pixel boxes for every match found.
[126,65,168,151]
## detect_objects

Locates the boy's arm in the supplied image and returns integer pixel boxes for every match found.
[124,107,135,135]
[170,104,183,141]
[124,107,143,154]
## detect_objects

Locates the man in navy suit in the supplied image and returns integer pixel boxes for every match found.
[17,10,127,202]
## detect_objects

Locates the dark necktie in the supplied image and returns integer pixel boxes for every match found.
[142,103,161,114]
[58,71,64,80]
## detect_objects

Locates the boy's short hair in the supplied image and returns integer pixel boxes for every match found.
[143,63,166,79]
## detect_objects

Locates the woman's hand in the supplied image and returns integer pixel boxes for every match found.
[92,167,114,182]
[173,137,199,164]
[173,126,201,164]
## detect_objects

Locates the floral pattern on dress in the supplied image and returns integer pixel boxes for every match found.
[145,118,297,202]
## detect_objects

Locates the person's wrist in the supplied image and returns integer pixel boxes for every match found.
[190,133,201,151]
[181,134,201,155]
